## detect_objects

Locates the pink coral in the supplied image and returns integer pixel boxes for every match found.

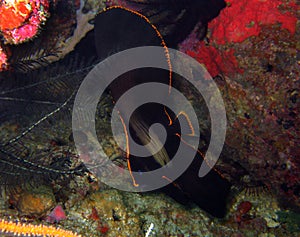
[46,205,67,223]
[0,45,8,71]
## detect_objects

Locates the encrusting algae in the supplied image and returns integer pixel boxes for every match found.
[0,218,82,237]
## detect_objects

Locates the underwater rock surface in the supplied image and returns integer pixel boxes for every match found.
[180,0,300,212]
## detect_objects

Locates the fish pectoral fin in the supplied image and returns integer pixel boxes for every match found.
[131,115,170,166]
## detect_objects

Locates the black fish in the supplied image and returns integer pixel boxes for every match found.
[94,6,230,217]
[125,0,226,46]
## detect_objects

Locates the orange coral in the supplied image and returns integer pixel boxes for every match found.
[0,0,32,31]
[0,219,82,237]
[0,0,49,44]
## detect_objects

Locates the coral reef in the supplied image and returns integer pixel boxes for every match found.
[44,188,300,236]
[0,0,299,236]
[1,185,299,236]
[180,0,299,211]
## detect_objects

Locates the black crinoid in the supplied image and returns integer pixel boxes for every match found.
[0,51,94,190]
[0,0,229,217]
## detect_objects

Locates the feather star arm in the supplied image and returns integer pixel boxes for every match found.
[0,219,82,237]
